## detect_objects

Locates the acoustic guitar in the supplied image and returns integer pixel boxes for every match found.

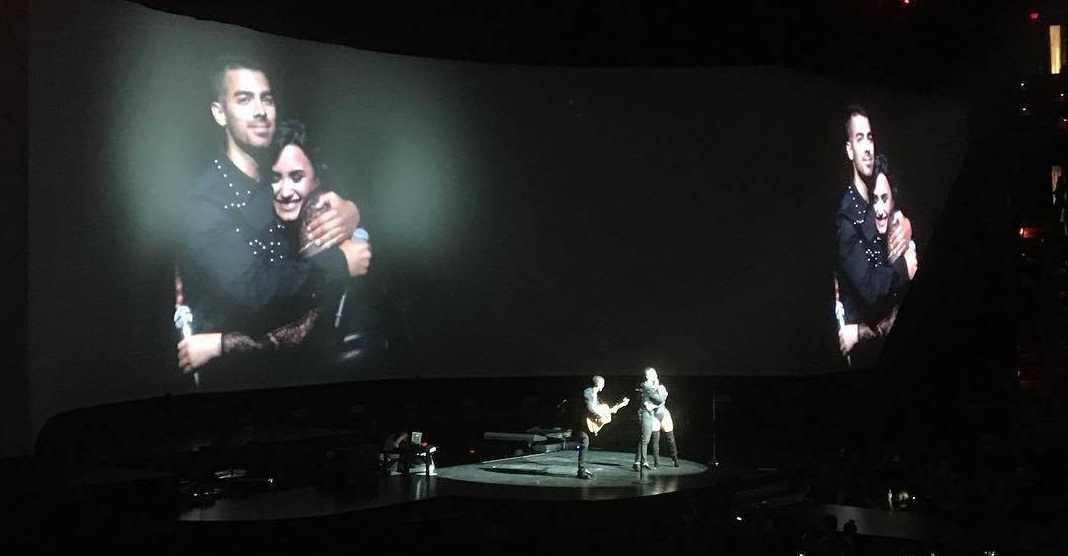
[586,397,630,435]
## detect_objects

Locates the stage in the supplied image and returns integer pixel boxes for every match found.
[171,447,802,554]
[27,373,954,552]
[178,449,794,520]
[21,371,1058,554]
[437,449,708,492]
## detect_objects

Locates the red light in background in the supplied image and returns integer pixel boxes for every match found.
[1030,12,1040,20]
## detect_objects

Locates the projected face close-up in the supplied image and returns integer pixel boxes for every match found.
[211,67,276,155]
[846,113,875,184]
[270,144,318,222]
[873,172,894,236]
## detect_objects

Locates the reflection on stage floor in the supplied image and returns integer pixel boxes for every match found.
[435,449,708,498]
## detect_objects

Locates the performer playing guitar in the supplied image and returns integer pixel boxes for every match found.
[573,375,626,480]
[586,397,630,435]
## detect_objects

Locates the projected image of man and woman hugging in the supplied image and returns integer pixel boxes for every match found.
[173,55,381,389]
[833,104,918,370]
[168,57,919,389]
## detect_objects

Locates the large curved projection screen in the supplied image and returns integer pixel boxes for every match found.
[29,0,966,429]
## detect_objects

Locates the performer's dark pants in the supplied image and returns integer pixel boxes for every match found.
[573,429,590,471]
[636,407,678,466]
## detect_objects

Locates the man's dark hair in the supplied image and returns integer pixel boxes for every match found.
[211,54,271,102]
[843,104,870,139]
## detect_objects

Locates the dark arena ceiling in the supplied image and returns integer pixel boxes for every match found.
[131,0,1043,92]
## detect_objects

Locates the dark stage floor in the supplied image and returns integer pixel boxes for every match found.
[178,449,792,522]
[168,447,807,555]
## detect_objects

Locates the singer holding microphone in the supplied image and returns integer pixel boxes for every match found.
[177,118,372,383]
[633,367,679,470]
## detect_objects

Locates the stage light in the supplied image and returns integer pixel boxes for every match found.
[1031,12,1040,20]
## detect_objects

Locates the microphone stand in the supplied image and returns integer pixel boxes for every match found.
[709,382,720,467]
[632,388,648,484]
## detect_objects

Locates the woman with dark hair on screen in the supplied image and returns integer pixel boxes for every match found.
[835,153,917,361]
[177,119,372,377]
